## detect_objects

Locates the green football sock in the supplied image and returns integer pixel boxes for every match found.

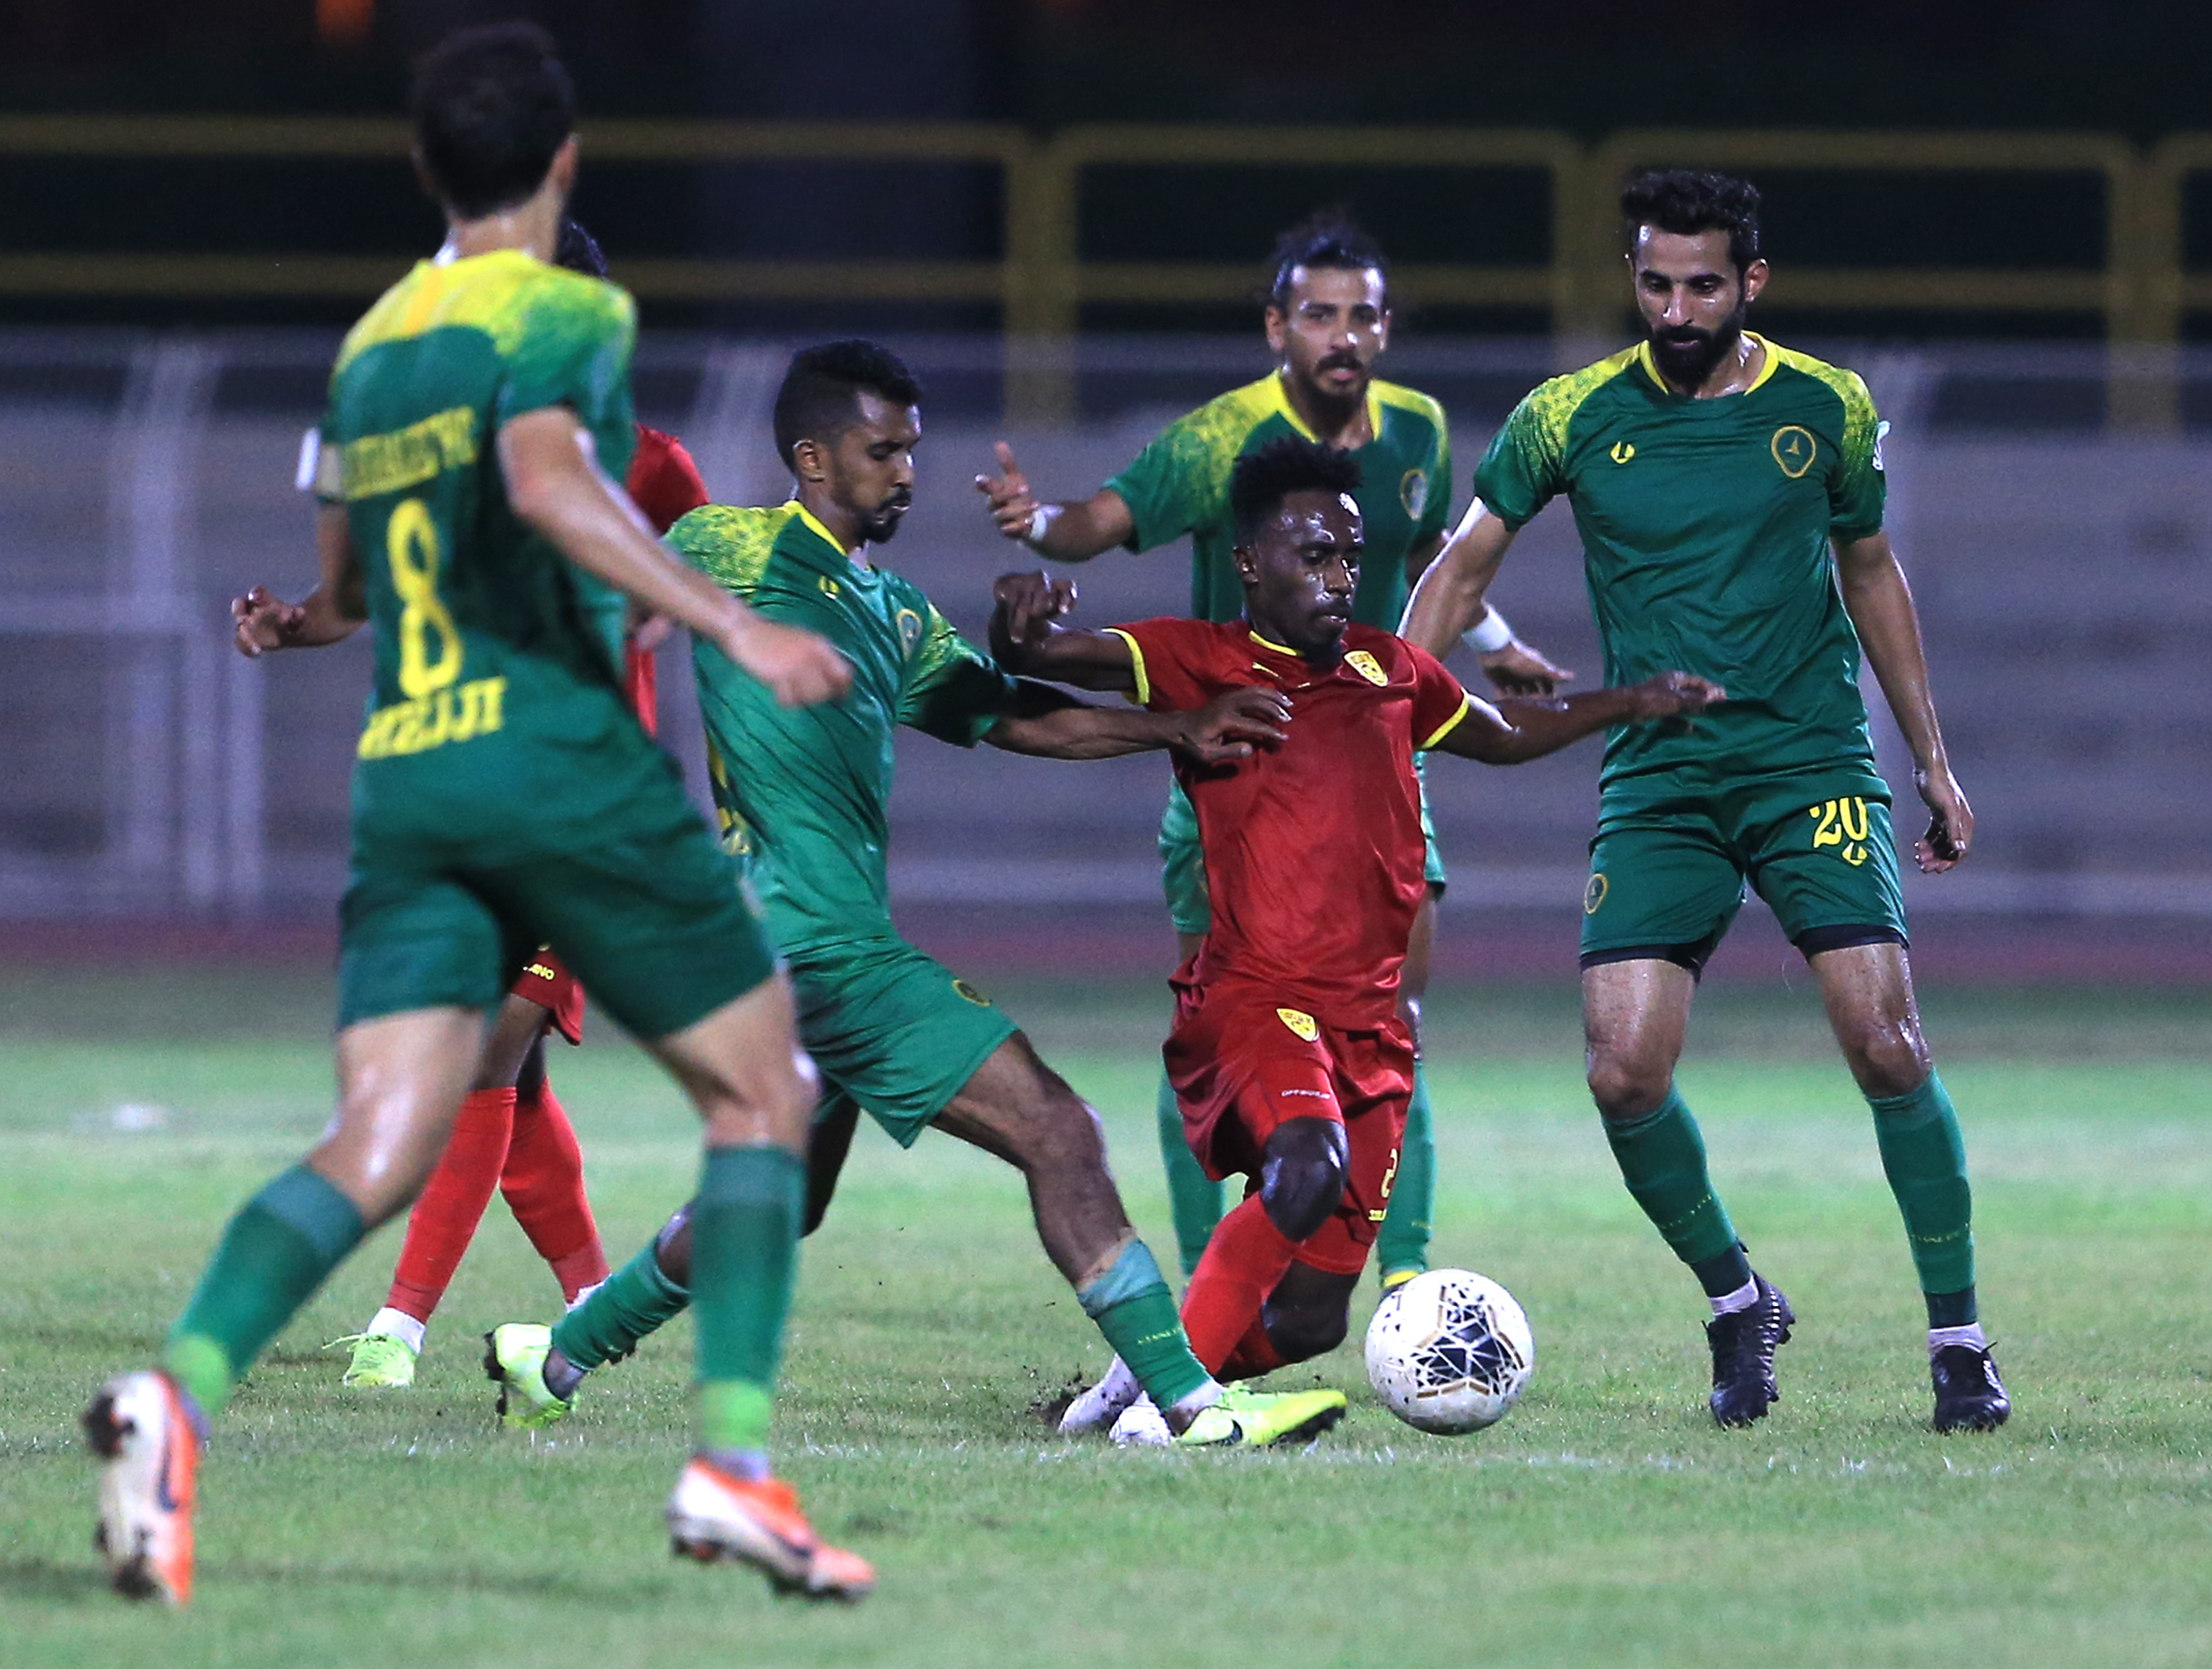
[1154,1067,1222,1278]
[1602,1088,1745,1293]
[164,1165,365,1416]
[1078,1238,1211,1408]
[1868,1070,1976,1300]
[1374,1061,1436,1282]
[552,1230,690,1371]
[690,1145,803,1454]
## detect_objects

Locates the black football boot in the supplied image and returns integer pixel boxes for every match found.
[1931,1342,2009,1433]
[1706,1275,1795,1427]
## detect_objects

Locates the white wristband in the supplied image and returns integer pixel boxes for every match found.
[1464,608,1514,654]
[1022,505,1051,547]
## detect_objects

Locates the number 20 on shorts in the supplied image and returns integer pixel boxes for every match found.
[1809,796,1871,867]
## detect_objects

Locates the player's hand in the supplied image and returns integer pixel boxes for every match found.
[718,612,852,708]
[232,585,305,657]
[1627,671,1727,720]
[991,570,1076,652]
[1914,764,1973,872]
[629,608,675,654]
[975,442,1041,542]
[1478,637,1576,696]
[1170,686,1291,765]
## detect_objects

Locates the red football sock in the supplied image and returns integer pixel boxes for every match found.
[1218,1312,1289,1382]
[386,1086,517,1322]
[500,1082,608,1302]
[1179,1192,1299,1375]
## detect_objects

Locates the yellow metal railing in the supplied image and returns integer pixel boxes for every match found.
[3,117,2208,422]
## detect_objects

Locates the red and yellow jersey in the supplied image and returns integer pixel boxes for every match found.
[1108,618,1472,1028]
[619,423,708,734]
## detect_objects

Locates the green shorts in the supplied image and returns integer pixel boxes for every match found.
[785,935,1018,1149]
[1579,771,1908,972]
[1159,762,1448,939]
[339,778,775,1042]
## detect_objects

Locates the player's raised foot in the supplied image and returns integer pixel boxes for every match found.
[330,1331,417,1390]
[1931,1342,2009,1433]
[83,1369,204,1607]
[666,1460,874,1601]
[1059,1356,1141,1435]
[1706,1275,1795,1428]
[1108,1393,1172,1447]
[1379,1265,1423,1295]
[1172,1384,1348,1449]
[482,1324,572,1430]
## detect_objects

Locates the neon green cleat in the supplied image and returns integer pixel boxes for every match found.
[482,1324,573,1430]
[1173,1384,1347,1448]
[330,1332,417,1390]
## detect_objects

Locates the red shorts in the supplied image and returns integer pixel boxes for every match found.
[1163,979,1414,1275]
[510,949,586,1045]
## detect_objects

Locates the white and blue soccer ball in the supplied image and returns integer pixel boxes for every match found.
[1364,1269,1535,1434]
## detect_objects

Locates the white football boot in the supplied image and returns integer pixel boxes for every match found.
[1108,1393,1173,1447]
[1058,1355,1141,1435]
[83,1370,204,1606]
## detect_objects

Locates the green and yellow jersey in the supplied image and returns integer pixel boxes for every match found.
[1107,372,1451,629]
[670,503,1018,955]
[321,249,654,853]
[1471,333,1888,799]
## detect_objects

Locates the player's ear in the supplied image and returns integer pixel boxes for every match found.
[1263,305,1289,357]
[546,135,580,203]
[790,436,828,486]
[1741,258,1770,305]
[1233,543,1258,582]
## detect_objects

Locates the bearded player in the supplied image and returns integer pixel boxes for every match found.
[319,217,711,1392]
[87,24,871,1607]
[484,340,1350,1452]
[976,214,1571,1293]
[1402,170,2008,1433]
[995,437,1720,1442]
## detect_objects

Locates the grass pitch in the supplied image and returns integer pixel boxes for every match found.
[3,966,2210,1668]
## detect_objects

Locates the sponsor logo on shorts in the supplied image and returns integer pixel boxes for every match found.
[952,978,992,1006]
[1809,796,1872,867]
[1583,872,1608,914]
[1275,1007,1319,1042]
[1398,467,1428,518]
[522,961,558,984]
[1342,651,1388,687]
[1276,1087,1329,1098]
[1609,440,1636,464]
[1772,424,1817,478]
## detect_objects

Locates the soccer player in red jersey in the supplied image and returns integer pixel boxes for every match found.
[297,218,712,1390]
[991,437,1720,1440]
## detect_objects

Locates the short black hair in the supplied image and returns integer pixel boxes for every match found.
[553,217,607,278]
[772,341,923,468]
[1266,209,1390,313]
[1621,169,1762,274]
[1231,437,1364,545]
[410,22,575,220]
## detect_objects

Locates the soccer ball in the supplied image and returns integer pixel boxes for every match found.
[1364,1269,1534,1434]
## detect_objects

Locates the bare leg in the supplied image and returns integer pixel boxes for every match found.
[1582,958,1697,1123]
[1805,941,1932,1097]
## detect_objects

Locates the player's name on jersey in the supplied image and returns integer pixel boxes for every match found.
[357,675,507,760]
[343,406,480,501]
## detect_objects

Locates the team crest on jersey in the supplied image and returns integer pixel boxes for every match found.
[1276,1007,1319,1042]
[952,977,992,1007]
[1609,441,1636,464]
[897,608,924,654]
[1398,468,1428,519]
[1343,650,1389,686]
[818,575,842,598]
[1771,425,1817,478]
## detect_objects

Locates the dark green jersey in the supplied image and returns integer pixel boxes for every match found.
[1472,334,1888,795]
[1106,372,1451,628]
[670,503,1018,954]
[323,249,647,854]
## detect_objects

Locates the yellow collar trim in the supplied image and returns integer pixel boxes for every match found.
[1268,370,1381,449]
[789,501,865,565]
[1635,332,1775,398]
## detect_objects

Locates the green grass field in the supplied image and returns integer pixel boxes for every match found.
[4,966,2210,1668]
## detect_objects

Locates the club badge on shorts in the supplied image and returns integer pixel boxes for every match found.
[1276,1007,1319,1042]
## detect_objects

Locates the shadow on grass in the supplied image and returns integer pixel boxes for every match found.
[0,1555,680,1606]
[0,1557,111,1603]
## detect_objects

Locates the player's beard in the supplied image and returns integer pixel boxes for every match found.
[1292,350,1369,430]
[856,491,911,545]
[1647,300,1747,388]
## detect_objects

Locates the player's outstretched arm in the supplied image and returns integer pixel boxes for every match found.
[231,505,368,656]
[1435,673,1727,765]
[1834,531,1972,872]
[974,442,1135,561]
[986,681,1288,763]
[497,409,849,708]
[988,571,1141,693]
[1400,501,1574,696]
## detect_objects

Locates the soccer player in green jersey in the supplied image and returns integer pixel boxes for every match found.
[974,213,1571,1299]
[1403,170,2007,1433]
[485,340,1352,1452]
[83,25,874,1608]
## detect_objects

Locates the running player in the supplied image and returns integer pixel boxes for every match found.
[484,340,1349,1452]
[85,24,871,1607]
[326,217,710,1392]
[1401,169,2008,1433]
[975,212,1570,1291]
[995,437,1720,1442]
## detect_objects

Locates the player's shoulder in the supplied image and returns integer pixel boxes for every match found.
[1370,378,1449,437]
[668,502,803,591]
[334,251,632,380]
[1153,375,1286,457]
[1509,345,1644,437]
[1756,336,1877,419]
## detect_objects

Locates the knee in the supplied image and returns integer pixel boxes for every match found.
[1842,1018,1931,1100]
[654,1205,694,1286]
[1259,1119,1348,1243]
[1586,1052,1671,1122]
[1264,1298,1350,1364]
